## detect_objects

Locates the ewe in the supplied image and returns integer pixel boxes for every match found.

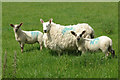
[40,18,94,55]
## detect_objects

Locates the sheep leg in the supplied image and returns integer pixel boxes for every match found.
[21,47,23,53]
[105,52,109,57]
[82,51,85,54]
[20,43,24,53]
[40,42,43,50]
[78,47,82,51]
[40,45,43,50]
[102,49,110,58]
[101,48,107,57]
[58,50,62,56]
[82,48,86,54]
[43,40,47,48]
[78,47,85,55]
[58,53,60,56]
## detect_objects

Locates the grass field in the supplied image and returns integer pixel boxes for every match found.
[2,2,118,78]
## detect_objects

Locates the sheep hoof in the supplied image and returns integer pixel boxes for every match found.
[21,50,23,53]
[58,53,61,56]
[102,56,108,60]
[40,46,42,50]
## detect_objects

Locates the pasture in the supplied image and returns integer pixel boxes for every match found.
[2,2,118,78]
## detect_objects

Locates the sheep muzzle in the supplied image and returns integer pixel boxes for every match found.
[15,29,18,32]
[44,30,47,33]
[77,37,80,41]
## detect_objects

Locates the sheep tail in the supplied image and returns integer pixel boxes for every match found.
[108,39,115,58]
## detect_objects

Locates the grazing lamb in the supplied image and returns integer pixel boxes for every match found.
[71,30,115,57]
[10,23,43,53]
[40,18,94,54]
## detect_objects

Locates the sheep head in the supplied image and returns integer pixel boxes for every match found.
[71,30,86,41]
[40,18,53,33]
[10,23,23,33]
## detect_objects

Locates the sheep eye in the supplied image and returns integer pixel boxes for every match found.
[17,26,19,29]
[46,25,49,27]
[79,34,82,37]
[48,24,51,27]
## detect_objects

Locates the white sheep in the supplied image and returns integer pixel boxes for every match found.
[10,23,43,53]
[71,30,115,57]
[40,18,94,55]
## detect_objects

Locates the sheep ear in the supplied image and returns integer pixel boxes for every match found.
[20,23,23,26]
[71,31,77,37]
[81,30,86,35]
[40,19,44,24]
[80,30,86,37]
[49,18,53,24]
[18,23,23,28]
[10,24,14,27]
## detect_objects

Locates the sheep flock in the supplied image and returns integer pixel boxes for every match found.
[10,18,115,57]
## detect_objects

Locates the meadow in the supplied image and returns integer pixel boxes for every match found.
[2,2,118,78]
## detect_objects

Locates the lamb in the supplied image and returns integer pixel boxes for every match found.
[71,30,115,57]
[10,23,43,53]
[40,18,94,54]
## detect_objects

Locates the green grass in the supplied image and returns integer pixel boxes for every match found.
[2,2,118,78]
